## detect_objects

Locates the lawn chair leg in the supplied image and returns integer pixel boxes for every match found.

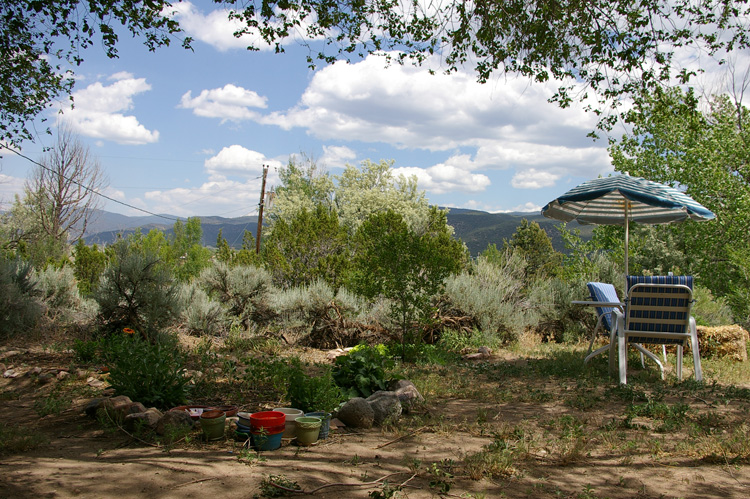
[633,344,665,379]
[690,318,703,381]
[662,345,667,362]
[676,345,683,380]
[618,334,628,384]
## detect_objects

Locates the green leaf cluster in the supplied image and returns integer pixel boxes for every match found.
[102,332,191,409]
[332,345,395,398]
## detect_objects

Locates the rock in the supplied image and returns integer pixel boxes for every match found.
[3,369,18,378]
[390,381,424,413]
[697,325,750,361]
[366,391,402,426]
[156,410,193,435]
[336,397,374,429]
[128,402,148,415]
[124,408,163,432]
[0,350,21,361]
[56,371,70,380]
[87,377,106,389]
[478,346,493,356]
[85,398,106,419]
[98,395,134,423]
[37,373,55,384]
[29,367,43,376]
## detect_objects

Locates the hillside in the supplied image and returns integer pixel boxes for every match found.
[83,208,591,255]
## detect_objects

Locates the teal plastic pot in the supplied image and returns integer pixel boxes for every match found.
[294,416,322,446]
[305,412,332,439]
[250,427,284,451]
[200,411,226,441]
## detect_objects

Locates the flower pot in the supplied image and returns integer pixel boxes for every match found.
[295,416,322,446]
[273,407,304,438]
[248,411,286,431]
[305,412,332,439]
[170,405,209,421]
[200,411,226,441]
[250,426,284,451]
[206,405,238,417]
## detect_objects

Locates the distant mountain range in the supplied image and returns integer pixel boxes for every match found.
[83,208,591,256]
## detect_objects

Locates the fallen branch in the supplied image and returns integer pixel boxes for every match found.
[374,426,428,449]
[169,477,219,489]
[267,472,411,495]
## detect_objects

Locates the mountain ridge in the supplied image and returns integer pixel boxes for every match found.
[83,208,590,255]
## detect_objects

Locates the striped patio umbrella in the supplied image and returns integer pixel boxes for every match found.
[541,174,715,280]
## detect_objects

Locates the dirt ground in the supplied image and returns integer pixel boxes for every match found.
[2,346,750,499]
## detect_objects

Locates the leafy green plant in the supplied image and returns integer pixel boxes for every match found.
[95,239,182,340]
[0,256,42,338]
[333,345,395,398]
[287,363,344,413]
[102,331,191,408]
[72,338,100,363]
[33,389,72,416]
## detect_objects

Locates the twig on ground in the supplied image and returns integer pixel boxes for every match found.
[374,426,427,449]
[267,472,411,495]
[169,477,219,489]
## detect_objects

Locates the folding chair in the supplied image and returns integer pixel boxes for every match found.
[613,275,703,384]
[583,282,623,367]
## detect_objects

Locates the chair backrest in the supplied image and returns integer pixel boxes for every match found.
[586,282,620,331]
[624,275,694,344]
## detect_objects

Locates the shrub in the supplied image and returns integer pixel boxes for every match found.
[332,345,395,398]
[443,253,528,344]
[0,257,42,337]
[95,240,182,340]
[102,331,191,408]
[692,285,734,326]
[199,262,275,328]
[287,362,344,413]
[178,282,226,336]
[33,265,80,320]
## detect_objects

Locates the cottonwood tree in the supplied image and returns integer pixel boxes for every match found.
[6,0,749,147]
[610,87,750,322]
[25,126,107,245]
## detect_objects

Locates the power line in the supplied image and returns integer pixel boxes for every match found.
[1,144,182,222]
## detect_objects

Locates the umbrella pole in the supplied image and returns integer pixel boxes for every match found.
[624,201,629,292]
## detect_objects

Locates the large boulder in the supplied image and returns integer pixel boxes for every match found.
[388,380,424,413]
[124,408,163,432]
[336,397,374,429]
[96,396,134,423]
[366,391,402,426]
[156,410,193,435]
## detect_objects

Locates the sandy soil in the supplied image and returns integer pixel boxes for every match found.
[2,347,750,499]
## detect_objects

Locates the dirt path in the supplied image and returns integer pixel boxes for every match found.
[2,348,750,498]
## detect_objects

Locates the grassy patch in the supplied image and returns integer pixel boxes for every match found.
[0,425,49,455]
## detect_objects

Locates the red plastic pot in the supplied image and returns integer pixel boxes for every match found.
[249,411,286,430]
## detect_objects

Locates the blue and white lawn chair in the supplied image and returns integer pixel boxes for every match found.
[583,282,623,368]
[613,275,703,384]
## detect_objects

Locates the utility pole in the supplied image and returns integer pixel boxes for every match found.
[256,165,268,254]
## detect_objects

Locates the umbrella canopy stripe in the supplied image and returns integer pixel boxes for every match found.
[541,174,715,282]
[542,176,715,226]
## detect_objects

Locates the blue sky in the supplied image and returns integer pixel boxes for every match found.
[0,1,742,219]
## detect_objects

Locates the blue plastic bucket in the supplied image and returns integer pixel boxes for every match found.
[250,429,283,451]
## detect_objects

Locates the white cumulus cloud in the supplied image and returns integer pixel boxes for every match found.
[179,84,268,122]
[58,73,159,145]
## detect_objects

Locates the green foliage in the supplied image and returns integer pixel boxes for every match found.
[95,239,182,340]
[332,345,394,398]
[102,332,191,408]
[348,208,465,358]
[287,362,344,413]
[267,154,335,224]
[611,88,750,322]
[263,205,350,288]
[178,282,227,336]
[73,240,107,294]
[170,218,212,282]
[72,338,100,363]
[692,286,735,327]
[0,256,42,337]
[502,219,562,283]
[33,265,81,320]
[443,252,528,343]
[34,388,72,416]
[199,262,275,328]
